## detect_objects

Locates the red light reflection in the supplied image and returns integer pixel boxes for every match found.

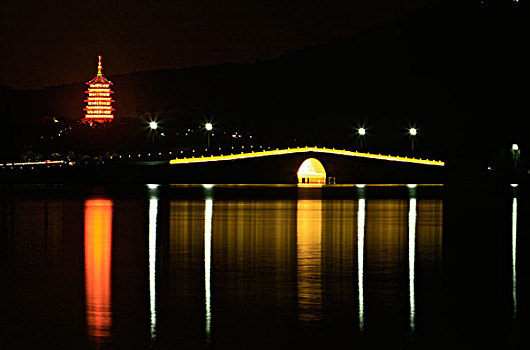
[84,198,113,343]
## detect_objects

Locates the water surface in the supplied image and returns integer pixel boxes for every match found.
[0,184,527,349]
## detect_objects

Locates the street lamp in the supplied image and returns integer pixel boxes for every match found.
[149,121,158,148]
[357,127,366,150]
[205,123,213,149]
[409,128,417,151]
[512,143,520,168]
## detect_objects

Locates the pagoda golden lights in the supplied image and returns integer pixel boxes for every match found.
[82,56,115,124]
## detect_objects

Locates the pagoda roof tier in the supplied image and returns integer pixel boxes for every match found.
[85,89,114,93]
[84,98,115,103]
[87,75,112,84]
[84,107,115,111]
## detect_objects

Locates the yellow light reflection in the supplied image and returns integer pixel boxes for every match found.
[297,199,322,321]
[84,198,113,344]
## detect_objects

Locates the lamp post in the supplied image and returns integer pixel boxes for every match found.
[409,128,417,152]
[149,121,158,148]
[358,127,366,151]
[205,123,213,150]
[512,143,520,168]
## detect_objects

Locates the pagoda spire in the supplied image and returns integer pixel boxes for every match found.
[97,55,103,76]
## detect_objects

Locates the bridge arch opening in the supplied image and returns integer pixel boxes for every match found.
[297,158,326,184]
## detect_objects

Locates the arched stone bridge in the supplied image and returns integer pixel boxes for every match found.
[168,147,445,184]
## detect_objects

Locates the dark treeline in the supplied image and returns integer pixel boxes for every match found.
[1,0,528,175]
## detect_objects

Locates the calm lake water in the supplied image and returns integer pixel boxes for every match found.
[0,184,527,349]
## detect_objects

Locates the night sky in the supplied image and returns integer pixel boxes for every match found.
[1,0,435,90]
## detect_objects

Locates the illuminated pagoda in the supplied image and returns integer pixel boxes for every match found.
[82,55,115,124]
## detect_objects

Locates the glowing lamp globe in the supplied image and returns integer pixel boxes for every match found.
[205,123,213,131]
[149,121,158,130]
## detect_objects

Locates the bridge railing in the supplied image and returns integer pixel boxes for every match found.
[169,146,445,166]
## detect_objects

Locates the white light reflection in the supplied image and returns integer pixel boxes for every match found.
[357,197,365,333]
[148,184,159,341]
[408,190,417,334]
[203,185,213,343]
[356,185,366,332]
[512,197,517,318]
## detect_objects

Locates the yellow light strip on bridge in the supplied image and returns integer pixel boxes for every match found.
[169,147,444,166]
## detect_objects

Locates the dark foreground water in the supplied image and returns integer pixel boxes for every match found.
[0,184,528,349]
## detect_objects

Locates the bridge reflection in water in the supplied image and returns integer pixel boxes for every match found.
[165,185,443,344]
